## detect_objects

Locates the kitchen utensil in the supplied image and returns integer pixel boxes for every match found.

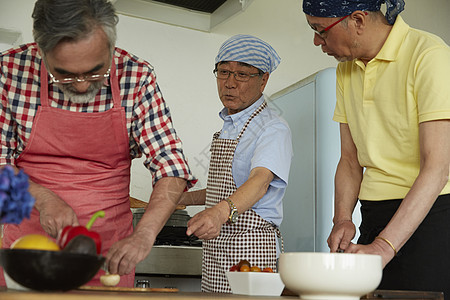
[225,271,285,296]
[0,249,104,291]
[279,252,382,300]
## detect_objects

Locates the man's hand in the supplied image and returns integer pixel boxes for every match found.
[186,200,229,240]
[105,230,154,275]
[31,183,79,238]
[327,220,356,252]
[344,239,395,268]
[103,177,187,275]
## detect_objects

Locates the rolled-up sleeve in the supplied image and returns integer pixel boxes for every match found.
[130,69,196,188]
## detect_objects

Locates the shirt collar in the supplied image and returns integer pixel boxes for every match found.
[354,15,409,69]
[369,15,409,64]
[219,96,265,125]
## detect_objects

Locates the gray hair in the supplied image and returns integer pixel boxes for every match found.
[32,0,118,54]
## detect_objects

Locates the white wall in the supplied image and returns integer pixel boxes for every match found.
[1,0,449,202]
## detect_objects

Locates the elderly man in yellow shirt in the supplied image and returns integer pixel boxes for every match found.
[303,0,450,296]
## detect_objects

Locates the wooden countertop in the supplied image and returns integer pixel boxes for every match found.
[0,287,293,300]
[0,287,444,300]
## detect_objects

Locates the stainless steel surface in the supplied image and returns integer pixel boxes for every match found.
[135,279,150,288]
[131,208,203,277]
[135,245,202,276]
[134,275,201,292]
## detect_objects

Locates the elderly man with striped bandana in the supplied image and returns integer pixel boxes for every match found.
[303,0,450,296]
[180,34,293,293]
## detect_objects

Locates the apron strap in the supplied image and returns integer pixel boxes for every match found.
[236,101,267,141]
[39,61,49,108]
[274,226,284,253]
[109,57,121,108]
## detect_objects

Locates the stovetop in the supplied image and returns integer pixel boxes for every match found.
[132,207,202,247]
[154,226,202,247]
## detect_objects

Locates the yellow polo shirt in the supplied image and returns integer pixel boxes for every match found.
[333,16,450,200]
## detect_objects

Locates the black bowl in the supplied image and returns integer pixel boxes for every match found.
[0,249,104,291]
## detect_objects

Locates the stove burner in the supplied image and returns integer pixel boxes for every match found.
[133,208,202,247]
[154,238,202,247]
[154,226,202,247]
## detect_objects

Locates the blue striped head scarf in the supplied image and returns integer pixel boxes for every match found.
[215,34,281,74]
[303,0,405,25]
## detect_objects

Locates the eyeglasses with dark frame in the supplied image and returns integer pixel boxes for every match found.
[213,69,263,82]
[48,68,111,85]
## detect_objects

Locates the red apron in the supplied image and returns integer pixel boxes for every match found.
[1,59,134,287]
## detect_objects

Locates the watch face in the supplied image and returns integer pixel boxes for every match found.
[230,210,238,223]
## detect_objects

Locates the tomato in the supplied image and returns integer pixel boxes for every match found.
[262,267,274,273]
[237,259,250,269]
[229,264,239,272]
[250,265,261,272]
[240,264,251,272]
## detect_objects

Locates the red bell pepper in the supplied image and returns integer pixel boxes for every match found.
[57,210,105,254]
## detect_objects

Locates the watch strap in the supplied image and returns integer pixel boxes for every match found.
[226,198,238,224]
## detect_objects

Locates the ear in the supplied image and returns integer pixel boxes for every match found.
[259,72,270,93]
[350,10,368,34]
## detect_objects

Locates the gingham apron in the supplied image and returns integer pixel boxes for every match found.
[202,101,281,293]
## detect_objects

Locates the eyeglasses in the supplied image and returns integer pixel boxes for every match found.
[311,14,350,38]
[213,69,262,82]
[49,69,111,84]
[311,12,368,39]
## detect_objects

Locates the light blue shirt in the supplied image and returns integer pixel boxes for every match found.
[218,96,293,227]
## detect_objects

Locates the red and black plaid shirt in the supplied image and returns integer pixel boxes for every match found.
[0,43,195,187]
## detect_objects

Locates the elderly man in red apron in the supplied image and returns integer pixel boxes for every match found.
[0,0,195,287]
[180,35,293,293]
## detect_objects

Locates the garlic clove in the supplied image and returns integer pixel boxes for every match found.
[100,273,120,287]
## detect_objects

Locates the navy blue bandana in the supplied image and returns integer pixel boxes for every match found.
[303,0,405,25]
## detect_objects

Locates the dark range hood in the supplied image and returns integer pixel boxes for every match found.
[152,0,227,13]
[112,0,254,32]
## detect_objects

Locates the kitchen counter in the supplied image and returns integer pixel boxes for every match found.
[0,287,293,300]
[0,287,444,300]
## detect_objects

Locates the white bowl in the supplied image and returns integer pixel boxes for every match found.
[226,271,285,296]
[279,252,382,300]
[3,270,29,291]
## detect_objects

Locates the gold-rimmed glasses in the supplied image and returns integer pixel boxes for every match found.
[48,68,110,84]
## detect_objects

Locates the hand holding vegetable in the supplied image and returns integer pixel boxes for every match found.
[57,210,105,254]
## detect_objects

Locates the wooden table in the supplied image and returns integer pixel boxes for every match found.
[0,287,444,300]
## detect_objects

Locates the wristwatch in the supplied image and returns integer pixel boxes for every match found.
[226,198,238,224]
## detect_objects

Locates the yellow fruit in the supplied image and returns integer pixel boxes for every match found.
[11,234,60,251]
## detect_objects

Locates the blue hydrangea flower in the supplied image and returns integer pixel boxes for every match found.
[0,165,35,224]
